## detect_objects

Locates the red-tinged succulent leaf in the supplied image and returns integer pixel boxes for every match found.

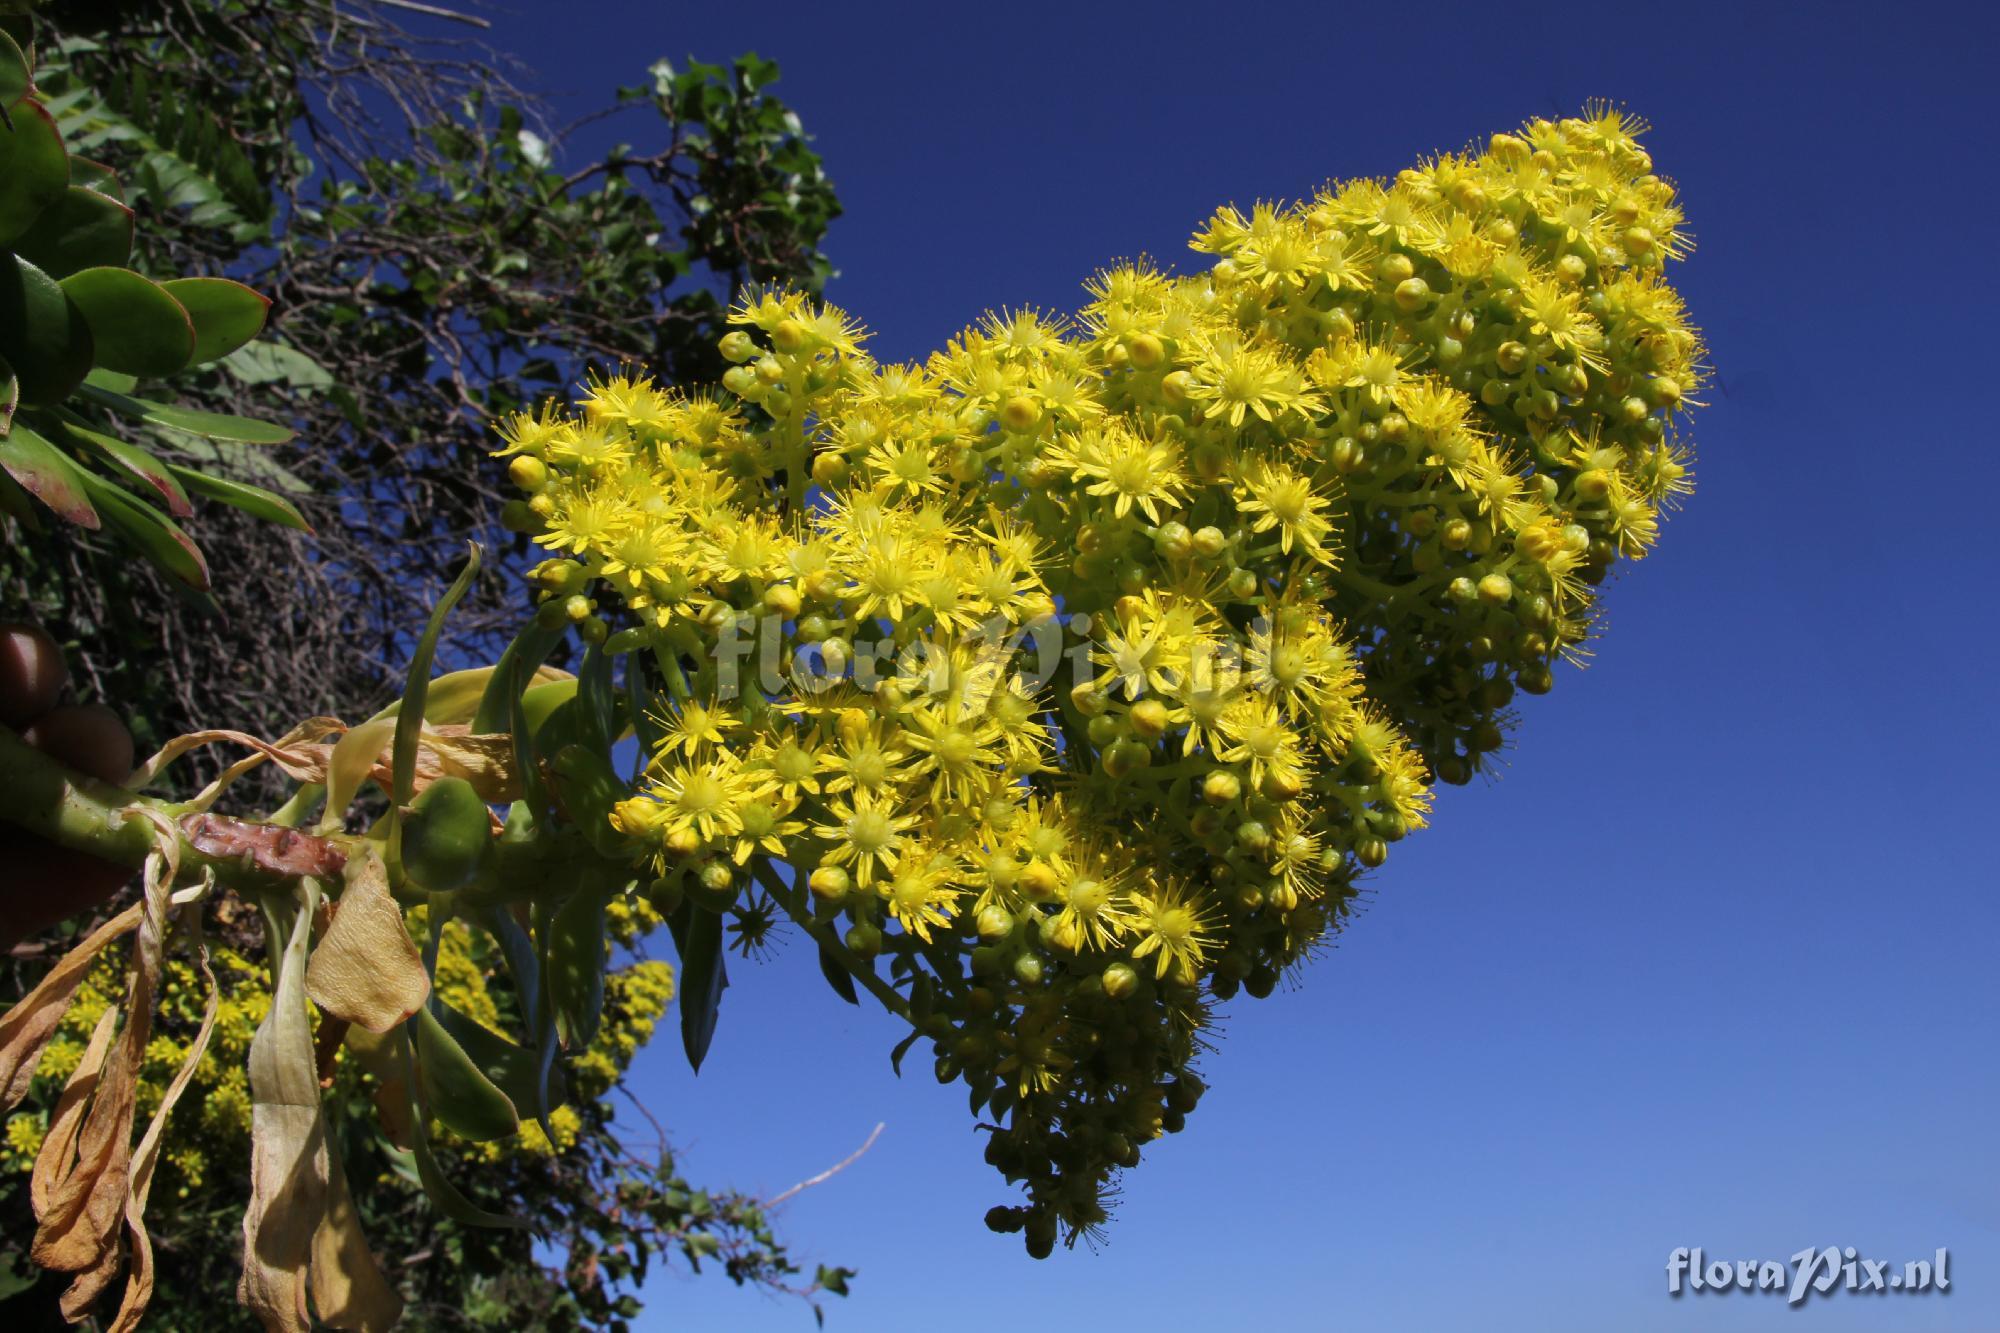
[78,381,294,443]
[67,156,123,202]
[52,416,192,516]
[75,468,208,588]
[166,462,311,532]
[0,349,16,435]
[59,267,197,378]
[158,276,269,365]
[0,420,98,527]
[11,184,135,277]
[0,95,66,245]
[0,254,93,406]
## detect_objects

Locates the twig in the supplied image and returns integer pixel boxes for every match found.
[765,1122,883,1208]
[368,0,491,27]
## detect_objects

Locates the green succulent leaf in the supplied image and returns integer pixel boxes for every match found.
[0,253,93,405]
[670,903,727,1073]
[49,413,191,516]
[0,349,15,435]
[412,1006,520,1143]
[67,154,122,201]
[0,95,66,245]
[75,465,209,588]
[81,365,135,393]
[432,999,548,1120]
[59,264,196,376]
[165,461,312,532]
[0,418,97,527]
[77,380,294,443]
[397,1032,528,1231]
[0,29,27,111]
[10,182,135,276]
[160,275,269,364]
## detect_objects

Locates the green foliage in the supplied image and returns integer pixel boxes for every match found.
[0,15,298,590]
[1,2,850,1326]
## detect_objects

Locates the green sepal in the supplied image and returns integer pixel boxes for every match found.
[59,265,196,376]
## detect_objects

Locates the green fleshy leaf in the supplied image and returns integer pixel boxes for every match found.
[392,544,482,806]
[0,30,27,111]
[0,253,92,405]
[159,276,269,364]
[165,461,312,532]
[412,1007,519,1142]
[0,349,15,435]
[75,466,208,588]
[433,998,549,1118]
[77,380,294,442]
[82,365,135,393]
[59,265,196,376]
[67,155,123,202]
[398,1032,528,1230]
[0,95,66,245]
[10,183,134,277]
[0,418,97,527]
[671,903,728,1072]
[0,467,42,528]
[818,942,861,1006]
[48,414,191,515]
[546,883,610,1051]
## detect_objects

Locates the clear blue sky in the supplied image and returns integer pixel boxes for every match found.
[475,2,1998,1327]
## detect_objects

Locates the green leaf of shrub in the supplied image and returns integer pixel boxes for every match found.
[10,182,134,276]
[59,265,196,376]
[0,253,93,405]
[78,380,294,442]
[0,95,66,244]
[75,465,208,588]
[49,414,191,515]
[165,462,312,532]
[0,419,96,527]
[160,275,269,364]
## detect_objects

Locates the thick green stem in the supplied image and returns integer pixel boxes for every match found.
[1,724,170,871]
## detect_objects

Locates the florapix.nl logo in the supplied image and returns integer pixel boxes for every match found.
[1667,1247,1950,1306]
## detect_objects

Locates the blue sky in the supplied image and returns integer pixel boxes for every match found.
[476,1,1999,1327]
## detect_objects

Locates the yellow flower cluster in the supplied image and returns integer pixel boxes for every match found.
[495,106,1703,1251]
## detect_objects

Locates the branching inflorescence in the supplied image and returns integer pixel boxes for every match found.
[495,107,1702,1254]
[1,103,1702,1330]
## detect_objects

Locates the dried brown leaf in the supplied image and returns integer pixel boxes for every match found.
[309,1124,403,1331]
[238,884,329,1333]
[304,851,429,1033]
[0,904,142,1110]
